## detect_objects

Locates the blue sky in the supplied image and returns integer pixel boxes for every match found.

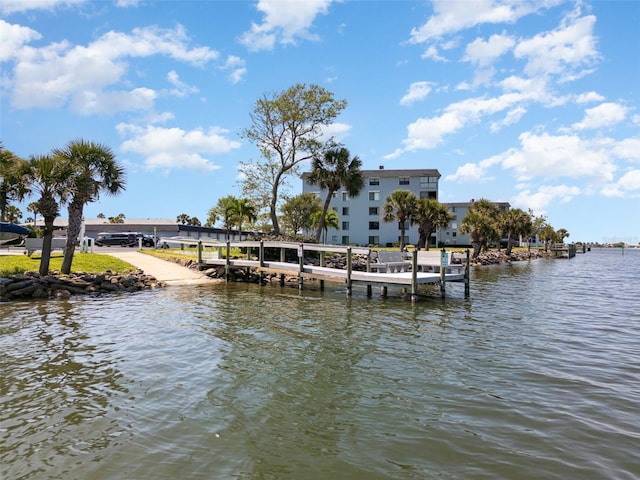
[1,0,638,243]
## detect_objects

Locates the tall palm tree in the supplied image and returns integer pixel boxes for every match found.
[499,208,532,256]
[459,199,499,259]
[381,190,418,251]
[306,147,364,242]
[411,198,454,250]
[23,155,72,275]
[53,139,126,274]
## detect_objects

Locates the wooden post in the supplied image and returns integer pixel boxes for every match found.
[225,241,230,282]
[197,240,203,265]
[298,243,304,290]
[366,284,372,297]
[411,248,418,302]
[439,248,446,298]
[464,249,470,298]
[259,240,265,267]
[346,247,353,296]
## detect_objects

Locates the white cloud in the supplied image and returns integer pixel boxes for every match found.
[490,106,526,132]
[612,138,640,164]
[513,11,598,81]
[221,55,247,84]
[5,24,220,114]
[445,162,492,183]
[575,91,605,104]
[321,122,351,143]
[501,132,618,181]
[400,81,433,106]
[117,123,241,172]
[511,184,581,212]
[464,33,515,67]
[240,0,334,51]
[0,20,41,62]
[617,170,640,192]
[572,102,627,130]
[166,70,199,98]
[0,0,84,15]
[387,91,535,157]
[409,0,557,43]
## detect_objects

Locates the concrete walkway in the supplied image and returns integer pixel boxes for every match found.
[96,250,215,286]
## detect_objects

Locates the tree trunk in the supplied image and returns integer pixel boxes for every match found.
[39,217,55,276]
[61,203,83,274]
[315,190,334,242]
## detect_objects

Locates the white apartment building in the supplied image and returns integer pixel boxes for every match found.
[301,167,440,246]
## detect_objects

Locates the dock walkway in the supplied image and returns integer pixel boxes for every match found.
[160,238,470,300]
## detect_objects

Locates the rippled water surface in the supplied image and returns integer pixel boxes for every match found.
[1,248,639,479]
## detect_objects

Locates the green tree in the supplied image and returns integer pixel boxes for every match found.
[240,83,347,235]
[108,213,126,223]
[280,193,322,236]
[0,143,28,222]
[381,190,418,251]
[27,202,39,227]
[4,205,22,223]
[208,195,255,240]
[459,199,499,259]
[53,139,126,274]
[498,208,532,256]
[539,223,556,252]
[306,147,364,242]
[188,217,202,226]
[411,198,454,250]
[23,155,72,275]
[176,213,191,225]
[556,228,570,242]
[311,209,339,244]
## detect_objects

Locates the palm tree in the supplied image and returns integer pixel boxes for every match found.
[0,143,28,222]
[459,199,499,259]
[311,209,339,244]
[411,198,454,250]
[233,198,257,236]
[499,208,532,256]
[381,190,418,251]
[176,213,191,225]
[306,147,364,242]
[23,155,72,275]
[53,139,126,274]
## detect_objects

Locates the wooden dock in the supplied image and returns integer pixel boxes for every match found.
[550,243,577,258]
[159,238,470,301]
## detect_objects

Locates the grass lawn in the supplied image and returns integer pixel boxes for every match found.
[1,252,138,277]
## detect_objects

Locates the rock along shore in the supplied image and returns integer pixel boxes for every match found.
[0,271,164,302]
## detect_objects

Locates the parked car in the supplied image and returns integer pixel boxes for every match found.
[94,233,137,247]
[125,232,155,247]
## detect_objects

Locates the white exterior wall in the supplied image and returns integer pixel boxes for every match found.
[302,168,440,246]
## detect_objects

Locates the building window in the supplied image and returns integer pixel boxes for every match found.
[399,177,410,185]
[331,235,338,243]
[342,192,349,201]
[368,236,380,245]
[368,191,379,201]
[398,220,408,230]
[420,176,438,188]
[420,191,437,199]
[342,207,349,216]
[342,221,349,230]
[452,232,457,237]
[369,221,379,230]
[341,236,349,245]
[369,206,379,215]
[369,177,379,186]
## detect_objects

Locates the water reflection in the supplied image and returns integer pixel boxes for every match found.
[1,299,129,479]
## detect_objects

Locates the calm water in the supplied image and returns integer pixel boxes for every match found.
[1,248,639,480]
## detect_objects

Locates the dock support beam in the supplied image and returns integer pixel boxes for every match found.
[346,247,353,296]
[464,249,470,298]
[225,241,231,282]
[439,248,446,298]
[411,248,418,302]
[298,243,304,290]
